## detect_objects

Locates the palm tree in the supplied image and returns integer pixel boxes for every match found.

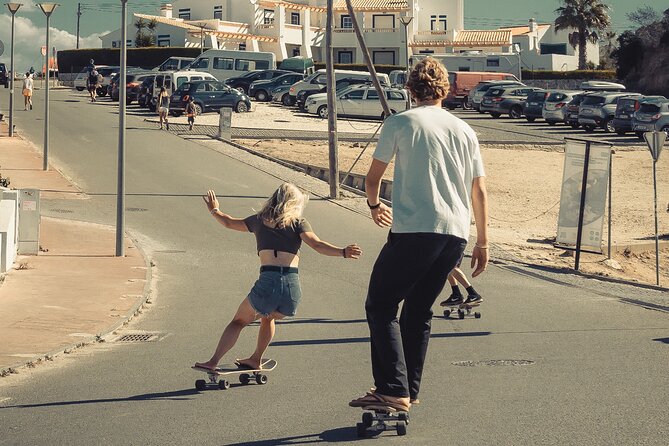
[554,0,612,70]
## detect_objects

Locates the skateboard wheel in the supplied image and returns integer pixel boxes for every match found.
[195,379,207,391]
[256,374,268,385]
[362,412,374,427]
[457,309,465,319]
[443,309,451,318]
[356,423,368,438]
[239,374,250,385]
[396,421,407,436]
[398,412,409,423]
[218,379,230,390]
[475,312,481,319]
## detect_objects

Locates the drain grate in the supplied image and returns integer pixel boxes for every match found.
[116,333,161,342]
[125,207,148,212]
[452,359,535,367]
[49,209,74,214]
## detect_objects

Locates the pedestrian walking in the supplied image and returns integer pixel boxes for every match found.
[22,72,33,111]
[349,57,489,412]
[87,69,101,102]
[157,87,170,130]
[195,184,361,371]
[185,97,196,131]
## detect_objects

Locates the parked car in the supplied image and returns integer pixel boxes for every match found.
[288,69,389,104]
[223,69,291,94]
[632,98,669,139]
[612,95,666,135]
[278,56,315,76]
[522,89,549,122]
[169,80,251,116]
[154,57,194,72]
[468,80,524,112]
[306,85,408,120]
[111,72,154,104]
[250,72,305,103]
[565,93,588,128]
[578,92,630,132]
[270,84,294,105]
[150,70,216,111]
[480,86,542,118]
[0,63,8,88]
[137,74,156,108]
[95,66,121,97]
[542,91,580,125]
[296,77,371,111]
[73,67,90,91]
[444,71,519,110]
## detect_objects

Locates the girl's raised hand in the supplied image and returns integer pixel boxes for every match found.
[203,190,220,212]
[344,244,362,259]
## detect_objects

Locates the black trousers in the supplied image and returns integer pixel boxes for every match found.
[365,231,467,399]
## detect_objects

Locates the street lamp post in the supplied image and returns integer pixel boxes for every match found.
[5,3,22,138]
[116,0,128,257]
[514,43,522,82]
[37,2,59,171]
[399,14,413,110]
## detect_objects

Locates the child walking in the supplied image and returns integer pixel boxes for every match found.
[157,87,170,130]
[185,97,196,131]
[22,72,33,111]
[195,183,362,371]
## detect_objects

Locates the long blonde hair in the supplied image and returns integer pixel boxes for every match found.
[258,183,308,228]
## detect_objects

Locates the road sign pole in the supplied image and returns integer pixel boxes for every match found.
[116,0,128,257]
[574,141,592,271]
[652,159,659,285]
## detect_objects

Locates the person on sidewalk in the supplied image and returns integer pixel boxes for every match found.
[440,266,483,307]
[22,72,33,111]
[185,97,196,131]
[195,184,362,371]
[87,69,100,102]
[349,57,489,412]
[157,87,170,130]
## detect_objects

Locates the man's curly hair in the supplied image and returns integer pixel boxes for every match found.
[406,57,450,102]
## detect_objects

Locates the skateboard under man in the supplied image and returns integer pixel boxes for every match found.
[443,301,482,319]
[192,358,277,390]
[356,406,409,437]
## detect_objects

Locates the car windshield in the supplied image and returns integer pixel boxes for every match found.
[547,92,568,102]
[639,103,661,113]
[176,82,194,93]
[582,96,606,106]
[617,98,638,109]
[527,91,547,101]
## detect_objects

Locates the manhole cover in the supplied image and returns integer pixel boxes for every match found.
[49,209,73,213]
[125,207,148,212]
[115,333,163,342]
[452,359,535,367]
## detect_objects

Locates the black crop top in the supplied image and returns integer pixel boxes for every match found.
[243,214,313,255]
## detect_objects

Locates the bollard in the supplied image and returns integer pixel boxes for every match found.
[218,106,232,140]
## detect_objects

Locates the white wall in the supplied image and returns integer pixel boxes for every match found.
[0,199,17,273]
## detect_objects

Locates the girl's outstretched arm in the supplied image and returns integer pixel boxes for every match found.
[203,190,249,232]
[300,231,361,259]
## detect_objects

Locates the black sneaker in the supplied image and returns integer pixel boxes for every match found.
[464,293,483,305]
[440,293,464,307]
[166,122,170,130]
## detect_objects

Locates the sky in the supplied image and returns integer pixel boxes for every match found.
[0,0,667,73]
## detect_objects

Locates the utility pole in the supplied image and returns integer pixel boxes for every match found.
[326,0,339,199]
[76,3,81,49]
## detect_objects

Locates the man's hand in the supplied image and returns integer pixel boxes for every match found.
[203,190,220,213]
[371,202,393,227]
[470,245,489,277]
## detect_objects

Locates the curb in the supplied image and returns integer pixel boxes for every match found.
[0,225,154,378]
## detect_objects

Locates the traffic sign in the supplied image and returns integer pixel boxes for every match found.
[643,131,665,162]
[40,46,47,56]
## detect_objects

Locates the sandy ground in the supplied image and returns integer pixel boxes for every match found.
[234,138,669,286]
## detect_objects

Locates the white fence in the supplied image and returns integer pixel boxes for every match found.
[0,199,17,273]
[0,189,40,273]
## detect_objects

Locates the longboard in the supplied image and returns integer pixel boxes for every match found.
[192,358,277,390]
[443,301,482,319]
[356,406,409,438]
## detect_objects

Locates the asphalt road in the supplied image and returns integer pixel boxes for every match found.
[0,87,667,445]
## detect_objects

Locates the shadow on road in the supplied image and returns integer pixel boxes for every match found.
[223,426,358,445]
[653,337,669,344]
[275,318,366,325]
[270,331,491,347]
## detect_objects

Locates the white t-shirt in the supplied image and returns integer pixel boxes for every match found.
[373,105,485,240]
[23,76,33,92]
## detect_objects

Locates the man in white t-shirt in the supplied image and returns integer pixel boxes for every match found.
[349,57,489,412]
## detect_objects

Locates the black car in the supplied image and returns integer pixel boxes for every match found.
[248,73,304,102]
[169,80,251,116]
[296,77,371,111]
[523,90,549,122]
[0,63,8,88]
[138,75,156,108]
[111,72,154,104]
[224,69,291,95]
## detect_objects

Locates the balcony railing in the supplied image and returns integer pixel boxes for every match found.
[334,27,398,33]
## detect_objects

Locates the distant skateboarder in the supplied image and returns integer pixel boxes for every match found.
[195,184,361,371]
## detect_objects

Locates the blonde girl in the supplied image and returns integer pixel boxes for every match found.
[196,183,362,371]
[157,86,170,130]
[22,72,33,110]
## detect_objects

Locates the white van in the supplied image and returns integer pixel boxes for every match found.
[288,69,390,101]
[187,49,276,82]
[154,57,195,72]
[150,70,217,110]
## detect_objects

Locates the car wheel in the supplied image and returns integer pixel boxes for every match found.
[635,132,644,140]
[490,112,501,119]
[381,110,396,120]
[170,111,182,117]
[235,101,249,113]
[462,98,472,110]
[76,87,84,91]
[236,86,246,94]
[604,119,616,133]
[317,105,328,119]
[509,106,523,119]
[584,125,595,133]
[547,120,557,126]
[616,130,626,136]
[662,126,669,139]
[255,90,268,102]
[97,88,106,97]
[194,103,203,116]
[525,117,536,122]
[282,94,294,106]
[570,122,580,129]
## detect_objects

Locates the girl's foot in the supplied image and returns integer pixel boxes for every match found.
[194,361,217,371]
[235,357,261,370]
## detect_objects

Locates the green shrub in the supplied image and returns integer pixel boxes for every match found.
[520,69,617,80]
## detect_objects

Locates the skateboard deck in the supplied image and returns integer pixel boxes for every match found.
[443,301,482,319]
[356,406,409,438]
[192,358,276,390]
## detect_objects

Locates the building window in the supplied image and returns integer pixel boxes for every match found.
[540,43,567,55]
[338,51,353,64]
[487,58,500,67]
[291,12,300,25]
[458,66,470,71]
[439,15,447,30]
[213,57,234,70]
[372,14,395,29]
[214,5,223,20]
[178,8,191,20]
[341,15,352,29]
[372,50,395,65]
[239,42,247,51]
[157,35,171,47]
[263,9,275,25]
[292,47,301,57]
[419,49,434,54]
[430,14,447,31]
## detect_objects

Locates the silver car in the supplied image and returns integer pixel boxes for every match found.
[578,92,630,133]
[542,90,580,125]
[632,98,669,140]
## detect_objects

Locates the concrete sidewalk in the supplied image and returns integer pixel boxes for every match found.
[0,121,150,374]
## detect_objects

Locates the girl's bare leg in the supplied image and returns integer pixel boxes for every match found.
[237,312,284,369]
[195,298,259,370]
